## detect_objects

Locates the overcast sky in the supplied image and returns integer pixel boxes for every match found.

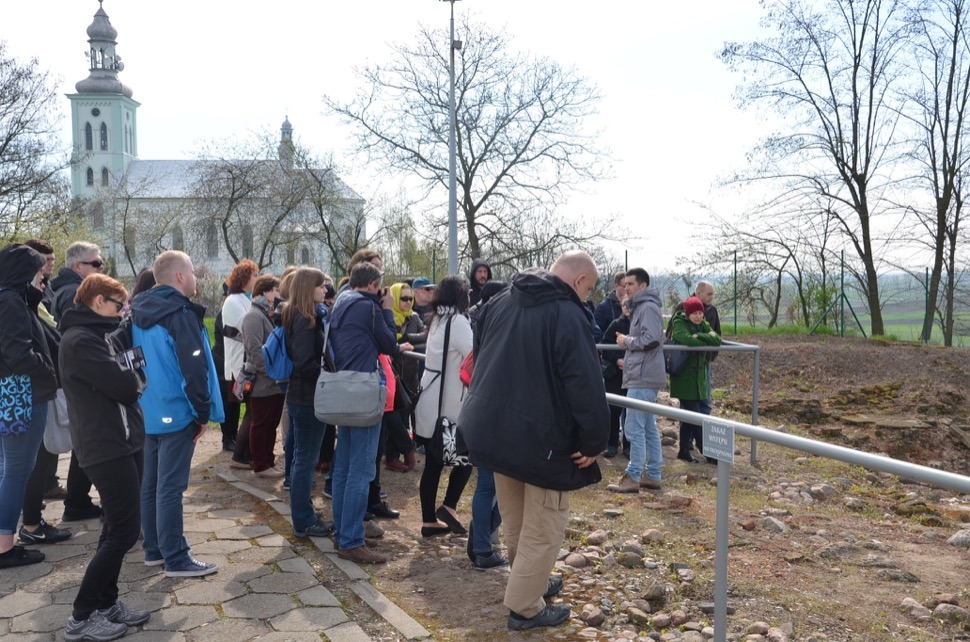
[4,0,770,272]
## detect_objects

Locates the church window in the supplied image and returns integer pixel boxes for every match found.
[242,225,254,259]
[100,123,108,150]
[86,167,94,186]
[286,245,295,265]
[101,167,110,186]
[205,224,219,259]
[124,225,137,261]
[172,225,185,251]
[91,202,104,228]
[85,123,93,151]
[300,247,310,264]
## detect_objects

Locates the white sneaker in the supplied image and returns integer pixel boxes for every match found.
[254,467,284,478]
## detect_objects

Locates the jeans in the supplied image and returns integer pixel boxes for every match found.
[288,404,326,533]
[331,421,381,550]
[623,387,662,482]
[73,452,143,620]
[141,423,197,566]
[0,402,48,534]
[283,413,295,482]
[471,466,502,555]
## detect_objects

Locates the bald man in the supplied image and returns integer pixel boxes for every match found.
[459,250,610,631]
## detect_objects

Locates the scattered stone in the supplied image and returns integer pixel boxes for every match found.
[587,529,609,546]
[620,541,644,556]
[617,552,642,569]
[675,568,695,582]
[947,530,970,547]
[669,610,689,626]
[640,580,665,602]
[601,552,617,567]
[740,519,757,531]
[630,599,653,614]
[809,484,836,500]
[875,569,919,583]
[783,552,808,563]
[580,604,605,626]
[641,529,664,543]
[934,603,970,623]
[698,602,736,615]
[932,593,959,607]
[651,612,671,628]
[603,508,625,518]
[767,626,789,642]
[667,496,692,509]
[681,631,705,642]
[762,517,790,533]
[795,457,810,464]
[564,553,587,568]
[899,597,932,620]
[746,622,770,635]
[625,606,649,624]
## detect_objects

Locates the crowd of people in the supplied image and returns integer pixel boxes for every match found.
[0,240,723,635]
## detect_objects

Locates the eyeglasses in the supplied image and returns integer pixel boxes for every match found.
[80,260,104,269]
[103,296,125,312]
[399,296,413,302]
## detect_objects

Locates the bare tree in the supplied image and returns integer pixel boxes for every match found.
[721,0,912,335]
[325,14,611,262]
[0,42,71,238]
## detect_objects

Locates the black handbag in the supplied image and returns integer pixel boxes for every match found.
[392,372,412,412]
[427,317,471,467]
[664,340,689,376]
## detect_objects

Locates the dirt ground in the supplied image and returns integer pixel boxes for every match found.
[314,335,970,641]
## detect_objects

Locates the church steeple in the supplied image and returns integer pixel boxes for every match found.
[279,117,294,169]
[75,0,132,98]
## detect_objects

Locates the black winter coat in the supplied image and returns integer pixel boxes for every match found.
[459,268,610,491]
[284,309,325,407]
[59,306,145,467]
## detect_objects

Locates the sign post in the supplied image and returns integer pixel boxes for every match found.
[703,418,735,642]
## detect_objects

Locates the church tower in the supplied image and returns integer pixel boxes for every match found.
[67,1,139,198]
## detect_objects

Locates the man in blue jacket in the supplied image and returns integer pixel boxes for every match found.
[133,250,225,578]
[328,262,411,564]
[459,250,610,630]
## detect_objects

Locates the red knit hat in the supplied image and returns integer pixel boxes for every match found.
[683,296,705,316]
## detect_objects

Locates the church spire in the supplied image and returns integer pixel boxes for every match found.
[75,0,133,97]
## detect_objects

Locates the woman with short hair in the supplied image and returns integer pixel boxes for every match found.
[222,259,259,468]
[59,273,151,639]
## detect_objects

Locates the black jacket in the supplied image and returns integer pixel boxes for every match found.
[0,244,57,404]
[468,259,493,307]
[50,267,83,322]
[458,268,610,491]
[284,308,325,407]
[593,291,623,343]
[58,306,145,467]
[600,315,631,383]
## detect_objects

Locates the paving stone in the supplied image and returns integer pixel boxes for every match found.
[190,539,251,556]
[119,561,167,582]
[5,632,54,642]
[182,503,220,514]
[10,603,73,633]
[250,633,321,642]
[19,569,85,597]
[248,571,318,594]
[277,557,315,575]
[184,518,237,532]
[297,585,341,607]
[268,501,291,516]
[350,580,430,640]
[0,561,53,593]
[178,617,273,641]
[326,553,369,580]
[66,530,101,546]
[217,561,274,583]
[324,621,374,642]
[34,544,87,563]
[174,581,247,605]
[117,591,172,614]
[142,605,219,631]
[229,545,296,565]
[123,632,187,641]
[231,481,279,502]
[0,590,51,617]
[255,533,291,547]
[223,593,297,619]
[215,524,274,540]
[207,509,252,519]
[270,607,348,631]
[308,536,337,554]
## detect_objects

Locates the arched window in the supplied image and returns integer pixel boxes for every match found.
[91,202,104,228]
[172,225,185,251]
[100,123,108,151]
[84,123,93,151]
[124,225,136,261]
[101,167,110,186]
[286,245,295,265]
[300,247,310,264]
[86,167,94,186]
[242,225,254,259]
[205,223,218,259]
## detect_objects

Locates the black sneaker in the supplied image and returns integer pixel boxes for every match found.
[507,604,570,630]
[98,600,151,626]
[63,504,103,522]
[64,611,127,642]
[474,552,509,570]
[543,575,564,599]
[19,520,71,544]
[0,545,44,568]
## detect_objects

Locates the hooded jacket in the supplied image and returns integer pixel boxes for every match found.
[50,266,83,322]
[329,290,400,373]
[458,268,610,491]
[621,286,667,390]
[468,259,493,307]
[0,244,57,404]
[132,285,225,434]
[58,306,145,466]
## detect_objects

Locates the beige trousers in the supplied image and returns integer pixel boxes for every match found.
[494,472,570,618]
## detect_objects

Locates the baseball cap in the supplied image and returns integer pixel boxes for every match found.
[412,277,433,289]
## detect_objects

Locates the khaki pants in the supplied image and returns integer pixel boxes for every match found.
[494,473,570,618]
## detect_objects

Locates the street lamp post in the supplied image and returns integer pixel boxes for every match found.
[442,0,461,275]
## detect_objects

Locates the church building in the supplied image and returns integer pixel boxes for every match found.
[69,1,364,279]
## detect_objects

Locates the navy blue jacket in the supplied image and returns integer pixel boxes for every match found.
[593,291,623,343]
[330,290,400,373]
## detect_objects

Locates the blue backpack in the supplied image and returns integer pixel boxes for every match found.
[261,325,293,382]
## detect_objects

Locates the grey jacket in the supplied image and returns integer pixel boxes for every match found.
[621,287,666,390]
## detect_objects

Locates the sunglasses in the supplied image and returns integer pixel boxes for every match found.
[399,296,413,302]
[104,295,125,312]
[80,260,104,269]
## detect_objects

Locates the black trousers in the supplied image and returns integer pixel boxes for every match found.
[72,451,144,620]
[418,437,472,523]
[382,409,414,461]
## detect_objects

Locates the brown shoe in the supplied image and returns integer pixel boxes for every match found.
[337,545,386,564]
[384,459,409,473]
[640,475,662,490]
[607,473,640,494]
[403,449,416,471]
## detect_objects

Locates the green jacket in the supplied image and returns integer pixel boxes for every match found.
[668,310,721,400]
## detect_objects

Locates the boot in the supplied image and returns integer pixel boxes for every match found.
[403,449,416,471]
[607,473,640,493]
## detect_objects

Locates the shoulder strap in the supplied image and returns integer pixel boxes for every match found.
[437,315,454,418]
